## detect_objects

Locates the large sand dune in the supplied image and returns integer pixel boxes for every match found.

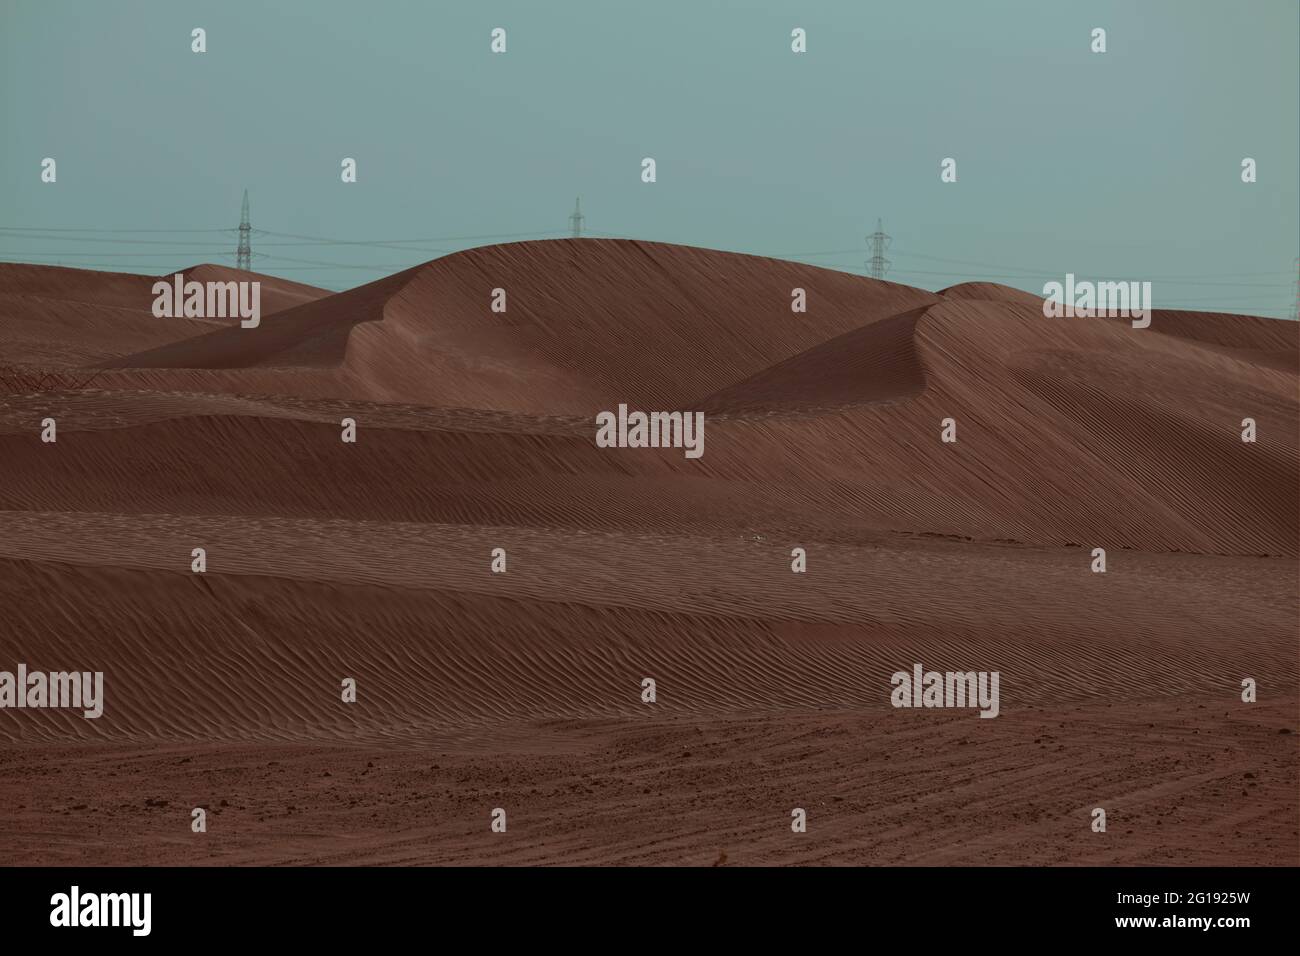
[0,241,1295,866]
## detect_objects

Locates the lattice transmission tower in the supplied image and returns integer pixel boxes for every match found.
[569,197,584,238]
[1294,256,1299,322]
[866,218,890,279]
[235,189,252,271]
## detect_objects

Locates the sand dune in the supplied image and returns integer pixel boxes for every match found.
[698,306,928,412]
[0,263,327,367]
[98,240,938,412]
[0,243,1295,866]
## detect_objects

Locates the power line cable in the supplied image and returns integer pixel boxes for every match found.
[0,232,236,247]
[0,226,234,234]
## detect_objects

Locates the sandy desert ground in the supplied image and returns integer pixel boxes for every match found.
[0,241,1295,865]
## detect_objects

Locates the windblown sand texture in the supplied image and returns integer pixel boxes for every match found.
[0,240,1296,865]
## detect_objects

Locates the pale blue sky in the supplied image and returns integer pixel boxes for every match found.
[2,0,1296,315]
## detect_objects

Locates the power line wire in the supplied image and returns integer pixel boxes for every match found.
[0,250,242,259]
[3,219,1295,314]
[0,226,234,234]
[0,232,236,247]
